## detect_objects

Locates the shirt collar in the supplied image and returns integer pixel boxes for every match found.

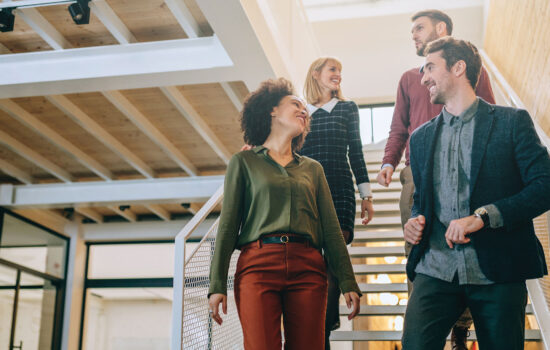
[307,97,339,115]
[442,98,480,125]
[253,145,302,162]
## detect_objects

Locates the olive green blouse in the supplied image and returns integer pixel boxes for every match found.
[208,146,361,297]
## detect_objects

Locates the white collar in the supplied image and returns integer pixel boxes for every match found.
[307,97,339,115]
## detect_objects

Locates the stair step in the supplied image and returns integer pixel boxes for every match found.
[371,182,402,192]
[355,216,401,228]
[330,329,542,341]
[357,191,400,203]
[348,246,405,257]
[354,230,403,242]
[339,304,534,316]
[356,203,400,216]
[353,264,406,274]
[359,283,408,293]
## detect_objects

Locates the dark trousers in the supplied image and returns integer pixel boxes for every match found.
[234,239,328,350]
[402,273,527,350]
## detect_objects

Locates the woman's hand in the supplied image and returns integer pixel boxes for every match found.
[208,293,227,325]
[241,144,253,151]
[361,198,374,225]
[343,291,361,320]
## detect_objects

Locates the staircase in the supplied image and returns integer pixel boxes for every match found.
[329,146,544,349]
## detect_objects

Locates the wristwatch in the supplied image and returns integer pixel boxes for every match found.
[474,207,490,227]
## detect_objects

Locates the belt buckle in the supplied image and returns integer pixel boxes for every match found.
[280,235,289,243]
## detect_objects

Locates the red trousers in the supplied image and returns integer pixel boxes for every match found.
[234,238,328,350]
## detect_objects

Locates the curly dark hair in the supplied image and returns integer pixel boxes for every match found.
[241,78,309,152]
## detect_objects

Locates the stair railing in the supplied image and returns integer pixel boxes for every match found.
[481,49,550,349]
[171,185,243,349]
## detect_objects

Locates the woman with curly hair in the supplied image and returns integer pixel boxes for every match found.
[208,78,361,349]
[301,57,374,348]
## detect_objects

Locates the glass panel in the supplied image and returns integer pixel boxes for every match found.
[88,243,175,279]
[13,273,57,350]
[82,288,173,350]
[0,264,16,350]
[0,213,67,278]
[359,107,373,144]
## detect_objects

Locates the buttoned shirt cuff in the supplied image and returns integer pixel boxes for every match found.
[381,163,395,170]
[484,204,504,229]
[358,182,372,199]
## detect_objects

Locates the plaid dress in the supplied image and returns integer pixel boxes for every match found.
[300,99,370,239]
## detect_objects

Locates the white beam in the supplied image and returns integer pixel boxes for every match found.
[108,206,136,222]
[74,206,103,223]
[0,37,235,98]
[89,0,137,44]
[220,82,243,112]
[15,8,72,50]
[0,176,223,208]
[145,204,171,221]
[46,95,155,179]
[0,129,73,182]
[102,90,198,176]
[0,158,33,184]
[164,0,202,38]
[161,86,231,164]
[82,217,217,241]
[0,99,113,181]
[0,0,73,8]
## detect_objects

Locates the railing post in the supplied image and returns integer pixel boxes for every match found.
[171,233,186,350]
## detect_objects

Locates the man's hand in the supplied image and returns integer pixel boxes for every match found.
[343,291,361,320]
[377,166,394,187]
[404,215,425,245]
[208,293,227,325]
[445,215,484,248]
[361,199,374,225]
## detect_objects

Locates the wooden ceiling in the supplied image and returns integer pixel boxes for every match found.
[0,0,249,227]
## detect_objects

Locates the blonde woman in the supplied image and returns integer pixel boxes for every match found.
[301,57,374,348]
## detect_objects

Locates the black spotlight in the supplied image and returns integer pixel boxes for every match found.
[68,0,91,25]
[0,7,15,32]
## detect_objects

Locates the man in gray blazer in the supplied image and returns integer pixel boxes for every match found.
[402,36,550,349]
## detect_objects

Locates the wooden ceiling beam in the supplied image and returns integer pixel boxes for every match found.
[102,90,198,176]
[220,82,243,112]
[75,206,103,223]
[46,95,155,179]
[15,8,72,50]
[12,208,70,235]
[108,205,137,222]
[164,0,202,38]
[89,0,137,44]
[0,99,114,181]
[161,86,231,164]
[0,159,34,184]
[0,43,12,54]
[145,204,171,221]
[0,129,73,182]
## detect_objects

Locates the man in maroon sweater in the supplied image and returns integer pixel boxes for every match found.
[376,9,495,349]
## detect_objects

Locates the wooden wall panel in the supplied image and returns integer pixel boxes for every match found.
[484,0,550,137]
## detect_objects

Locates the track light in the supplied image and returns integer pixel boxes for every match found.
[119,205,131,211]
[68,0,90,25]
[0,7,15,32]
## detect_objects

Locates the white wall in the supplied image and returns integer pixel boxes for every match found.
[310,6,486,103]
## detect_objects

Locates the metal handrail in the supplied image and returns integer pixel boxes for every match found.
[171,185,224,350]
[480,49,550,349]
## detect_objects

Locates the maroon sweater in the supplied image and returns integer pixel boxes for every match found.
[383,66,495,168]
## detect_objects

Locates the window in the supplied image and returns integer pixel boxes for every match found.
[80,242,176,350]
[358,103,395,145]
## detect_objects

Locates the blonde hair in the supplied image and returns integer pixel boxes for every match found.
[304,57,345,105]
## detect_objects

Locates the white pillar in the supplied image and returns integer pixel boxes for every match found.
[61,220,87,350]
